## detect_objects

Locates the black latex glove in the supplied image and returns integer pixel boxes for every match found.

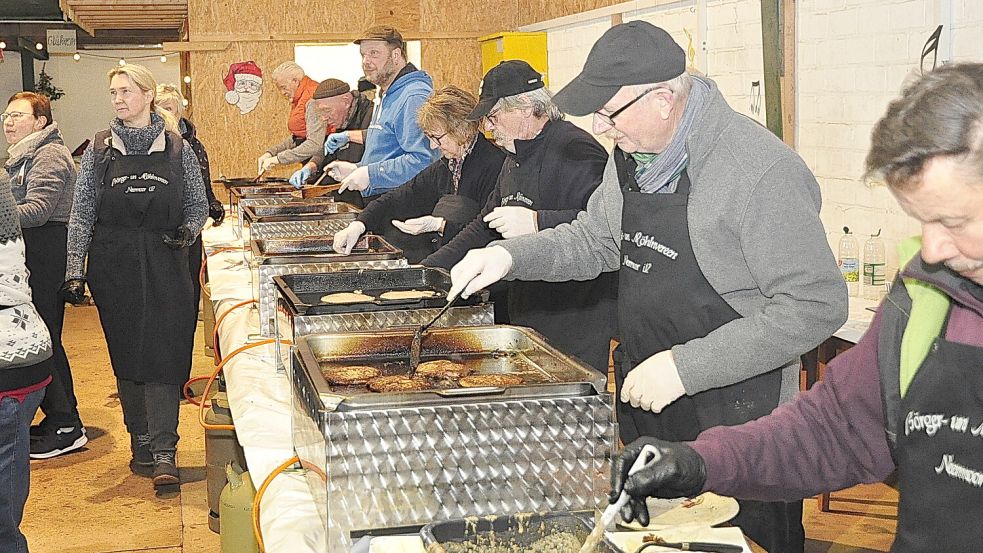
[162,224,197,249]
[432,194,481,227]
[209,199,225,226]
[59,278,89,305]
[609,437,707,526]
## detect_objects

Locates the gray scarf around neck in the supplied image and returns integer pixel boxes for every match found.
[110,111,165,154]
[634,76,711,194]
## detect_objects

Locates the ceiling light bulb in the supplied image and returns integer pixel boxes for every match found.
[35,42,44,50]
[73,53,81,61]
[160,55,167,63]
[0,41,6,49]
[182,99,189,107]
[119,58,126,66]
[183,75,192,84]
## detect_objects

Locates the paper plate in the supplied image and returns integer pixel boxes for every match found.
[615,492,740,530]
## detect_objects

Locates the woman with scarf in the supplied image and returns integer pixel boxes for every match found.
[332,86,504,263]
[60,63,207,493]
[2,92,85,461]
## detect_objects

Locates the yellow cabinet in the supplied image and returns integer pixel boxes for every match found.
[478,32,548,86]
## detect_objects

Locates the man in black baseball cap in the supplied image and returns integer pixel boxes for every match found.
[446,21,843,553]
[422,58,618,377]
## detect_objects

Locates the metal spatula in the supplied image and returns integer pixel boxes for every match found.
[409,289,462,370]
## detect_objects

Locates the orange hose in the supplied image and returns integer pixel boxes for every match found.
[197,338,293,431]
[252,455,300,553]
[198,245,246,292]
[212,299,257,364]
[183,376,211,407]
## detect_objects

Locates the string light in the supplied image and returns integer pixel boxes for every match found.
[119,58,126,66]
[0,41,6,49]
[73,53,81,61]
[183,75,191,84]
[35,42,44,51]
[160,55,167,63]
[181,99,189,107]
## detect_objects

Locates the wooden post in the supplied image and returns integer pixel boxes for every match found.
[780,0,796,148]
[759,0,783,140]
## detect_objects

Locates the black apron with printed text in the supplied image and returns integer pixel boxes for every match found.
[892,312,983,552]
[614,150,798,552]
[86,132,196,386]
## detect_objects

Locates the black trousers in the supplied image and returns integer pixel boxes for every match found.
[23,223,81,428]
[116,378,180,454]
[733,499,804,553]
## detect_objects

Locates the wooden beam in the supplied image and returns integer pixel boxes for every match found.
[759,0,783,139]
[67,0,185,5]
[190,31,484,42]
[73,7,188,14]
[162,40,231,52]
[780,0,796,148]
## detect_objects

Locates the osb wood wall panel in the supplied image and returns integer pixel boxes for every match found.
[188,42,295,187]
[516,0,624,27]
[423,39,483,93]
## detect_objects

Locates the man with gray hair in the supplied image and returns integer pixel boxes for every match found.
[447,23,847,552]
[423,60,617,374]
[257,61,323,175]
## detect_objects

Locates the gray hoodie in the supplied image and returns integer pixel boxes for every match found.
[2,123,76,228]
[496,78,848,403]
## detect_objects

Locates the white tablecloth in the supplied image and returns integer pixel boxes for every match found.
[203,222,325,552]
[833,296,879,344]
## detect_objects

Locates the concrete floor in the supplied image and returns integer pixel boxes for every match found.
[23,305,219,553]
[22,305,897,553]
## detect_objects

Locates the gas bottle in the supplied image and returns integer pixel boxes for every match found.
[205,392,247,533]
[837,226,860,296]
[219,461,259,553]
[863,229,887,300]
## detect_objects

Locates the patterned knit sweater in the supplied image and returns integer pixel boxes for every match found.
[0,179,52,390]
[65,114,207,280]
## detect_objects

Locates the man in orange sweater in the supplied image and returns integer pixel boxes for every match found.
[258,61,323,174]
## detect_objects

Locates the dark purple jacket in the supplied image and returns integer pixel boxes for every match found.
[691,256,983,501]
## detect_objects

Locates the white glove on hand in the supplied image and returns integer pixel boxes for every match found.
[289,166,312,188]
[483,206,538,239]
[257,152,273,175]
[392,216,445,235]
[326,161,357,182]
[259,155,279,174]
[621,350,686,413]
[338,166,370,194]
[448,245,513,300]
[324,132,350,155]
[333,221,366,255]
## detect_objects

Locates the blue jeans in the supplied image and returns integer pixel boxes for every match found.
[0,388,45,553]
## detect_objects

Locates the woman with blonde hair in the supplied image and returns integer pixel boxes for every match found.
[60,63,207,492]
[332,85,505,263]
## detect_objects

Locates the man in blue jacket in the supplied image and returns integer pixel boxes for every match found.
[326,26,438,202]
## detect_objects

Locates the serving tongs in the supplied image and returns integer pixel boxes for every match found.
[408,289,462,370]
[633,539,743,553]
[292,169,342,199]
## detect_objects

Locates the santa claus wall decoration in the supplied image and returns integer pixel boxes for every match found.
[224,61,263,115]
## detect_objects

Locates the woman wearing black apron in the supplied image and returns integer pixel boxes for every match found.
[61,63,207,492]
[613,150,800,551]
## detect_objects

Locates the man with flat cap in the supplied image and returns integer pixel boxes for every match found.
[447,22,846,551]
[423,59,617,375]
[289,78,374,207]
[325,25,438,204]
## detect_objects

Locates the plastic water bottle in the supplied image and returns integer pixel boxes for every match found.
[863,229,887,300]
[838,226,859,296]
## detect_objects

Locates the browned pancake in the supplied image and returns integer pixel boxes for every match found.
[367,375,431,393]
[323,365,381,385]
[458,374,524,388]
[415,359,472,379]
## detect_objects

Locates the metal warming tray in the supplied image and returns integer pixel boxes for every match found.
[238,200,359,239]
[248,218,354,240]
[250,235,406,336]
[421,511,620,552]
[290,325,615,550]
[213,176,290,189]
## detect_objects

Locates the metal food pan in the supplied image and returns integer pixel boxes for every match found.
[295,325,607,410]
[421,511,620,552]
[250,235,401,265]
[214,176,289,189]
[242,202,360,224]
[273,267,486,315]
[248,218,353,240]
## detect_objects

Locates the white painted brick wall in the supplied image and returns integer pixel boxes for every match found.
[799,0,983,274]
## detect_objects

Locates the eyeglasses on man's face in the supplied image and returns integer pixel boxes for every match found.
[425,131,448,144]
[0,111,32,124]
[484,109,503,126]
[594,87,661,127]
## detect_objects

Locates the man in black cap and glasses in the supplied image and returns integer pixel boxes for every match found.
[447,22,846,552]
[423,59,617,374]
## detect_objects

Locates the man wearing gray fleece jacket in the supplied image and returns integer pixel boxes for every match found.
[449,22,846,552]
